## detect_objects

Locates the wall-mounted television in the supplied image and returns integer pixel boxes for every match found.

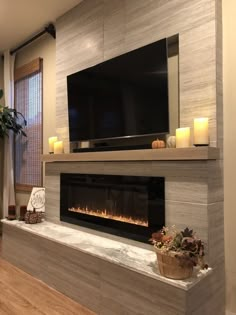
[67,38,169,151]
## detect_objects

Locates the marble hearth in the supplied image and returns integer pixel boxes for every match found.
[2,219,216,315]
[1,220,211,290]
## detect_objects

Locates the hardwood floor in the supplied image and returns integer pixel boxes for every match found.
[0,237,96,315]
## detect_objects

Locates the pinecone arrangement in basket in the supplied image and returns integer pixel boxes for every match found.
[25,209,43,224]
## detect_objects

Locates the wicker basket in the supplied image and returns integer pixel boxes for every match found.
[25,209,43,224]
[155,248,193,280]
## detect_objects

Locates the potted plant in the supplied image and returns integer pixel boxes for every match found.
[0,89,27,218]
[150,226,208,280]
[0,89,27,138]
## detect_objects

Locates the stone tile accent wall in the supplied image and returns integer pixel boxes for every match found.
[56,0,222,152]
[45,0,225,313]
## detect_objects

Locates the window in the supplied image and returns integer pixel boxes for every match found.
[14,58,43,191]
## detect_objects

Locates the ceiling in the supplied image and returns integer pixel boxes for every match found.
[0,0,83,54]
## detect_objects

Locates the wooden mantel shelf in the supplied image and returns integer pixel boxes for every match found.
[41,147,219,163]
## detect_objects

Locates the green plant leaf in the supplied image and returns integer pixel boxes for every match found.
[0,90,27,138]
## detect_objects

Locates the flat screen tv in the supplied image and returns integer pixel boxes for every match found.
[67,38,169,149]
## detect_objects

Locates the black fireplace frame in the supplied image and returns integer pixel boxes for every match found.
[60,173,165,243]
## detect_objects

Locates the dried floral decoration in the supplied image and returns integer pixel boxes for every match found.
[150,226,208,269]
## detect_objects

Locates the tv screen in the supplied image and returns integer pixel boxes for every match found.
[67,38,169,143]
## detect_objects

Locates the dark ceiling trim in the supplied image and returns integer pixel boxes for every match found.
[10,23,56,55]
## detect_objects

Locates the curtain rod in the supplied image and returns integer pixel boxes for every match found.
[10,23,56,55]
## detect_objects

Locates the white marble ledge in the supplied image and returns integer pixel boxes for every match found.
[2,219,212,290]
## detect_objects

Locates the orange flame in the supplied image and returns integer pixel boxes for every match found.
[68,207,148,227]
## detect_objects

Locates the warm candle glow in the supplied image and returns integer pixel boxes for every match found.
[194,118,209,146]
[175,127,190,148]
[48,136,58,153]
[80,141,90,149]
[54,141,64,154]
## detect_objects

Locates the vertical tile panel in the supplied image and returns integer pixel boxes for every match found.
[103,0,126,60]
[56,0,104,152]
[179,20,217,146]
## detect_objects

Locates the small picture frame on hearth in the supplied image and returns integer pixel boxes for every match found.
[27,187,45,212]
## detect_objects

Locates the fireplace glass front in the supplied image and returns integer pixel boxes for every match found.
[60,173,165,242]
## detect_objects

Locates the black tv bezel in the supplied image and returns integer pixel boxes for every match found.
[67,38,169,147]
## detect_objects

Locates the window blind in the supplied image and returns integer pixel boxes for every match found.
[14,58,43,190]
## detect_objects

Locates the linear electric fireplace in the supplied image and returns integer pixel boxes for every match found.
[60,173,165,242]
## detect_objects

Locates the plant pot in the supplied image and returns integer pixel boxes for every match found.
[154,248,193,280]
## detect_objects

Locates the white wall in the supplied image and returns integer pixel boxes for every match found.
[0,57,4,222]
[0,57,4,89]
[223,0,236,313]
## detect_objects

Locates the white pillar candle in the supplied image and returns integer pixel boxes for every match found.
[48,136,58,153]
[193,118,209,146]
[54,141,64,154]
[80,141,90,148]
[175,127,190,148]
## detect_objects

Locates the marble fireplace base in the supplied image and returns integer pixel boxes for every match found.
[1,220,224,315]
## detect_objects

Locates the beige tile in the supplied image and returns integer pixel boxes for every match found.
[188,264,225,315]
[56,0,104,151]
[125,0,215,53]
[100,260,186,315]
[208,202,224,267]
[179,20,217,145]
[166,177,207,204]
[104,0,126,60]
[165,201,208,243]
[2,225,42,279]
[207,160,224,203]
[39,238,102,313]
[44,175,60,222]
[44,160,209,178]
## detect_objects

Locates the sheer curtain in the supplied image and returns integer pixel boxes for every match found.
[2,51,15,218]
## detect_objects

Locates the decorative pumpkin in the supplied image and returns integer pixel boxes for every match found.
[166,135,176,148]
[152,139,165,149]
